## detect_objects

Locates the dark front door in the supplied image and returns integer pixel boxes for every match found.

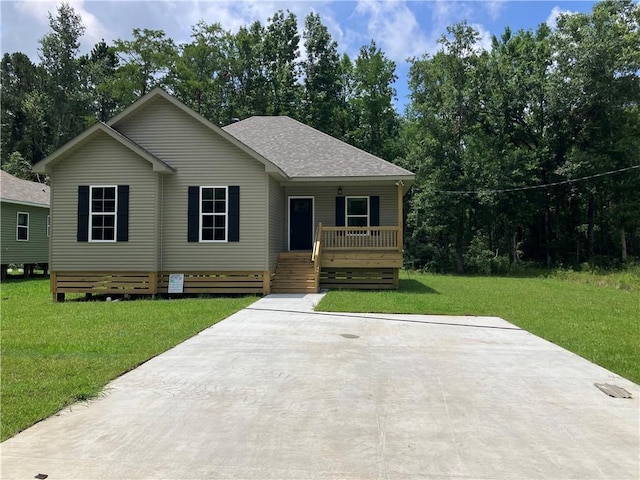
[289,197,313,250]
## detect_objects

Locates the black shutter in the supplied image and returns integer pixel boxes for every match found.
[370,196,380,226]
[228,186,240,242]
[117,185,129,241]
[77,186,89,242]
[188,186,199,242]
[335,196,345,226]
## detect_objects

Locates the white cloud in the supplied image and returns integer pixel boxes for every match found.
[16,0,111,52]
[170,0,335,62]
[546,5,575,29]
[484,0,505,21]
[471,23,493,52]
[355,0,429,61]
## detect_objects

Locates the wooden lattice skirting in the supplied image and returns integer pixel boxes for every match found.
[51,271,272,301]
[319,268,398,290]
[157,271,269,294]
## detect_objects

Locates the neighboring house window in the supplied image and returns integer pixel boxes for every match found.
[346,197,370,227]
[77,185,129,242]
[188,185,240,243]
[47,215,51,237]
[16,212,29,241]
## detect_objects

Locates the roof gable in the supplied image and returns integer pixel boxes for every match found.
[33,123,175,175]
[108,88,287,178]
[223,116,415,182]
[0,170,50,207]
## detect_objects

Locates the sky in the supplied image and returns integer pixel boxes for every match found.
[1,0,600,111]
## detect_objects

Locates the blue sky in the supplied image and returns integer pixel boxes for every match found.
[1,0,599,111]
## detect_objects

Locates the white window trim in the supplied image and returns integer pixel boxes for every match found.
[345,196,370,235]
[47,215,50,237]
[199,186,228,243]
[16,211,29,241]
[89,185,118,243]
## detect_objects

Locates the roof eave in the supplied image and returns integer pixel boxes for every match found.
[0,198,49,208]
[286,175,415,193]
[287,174,415,183]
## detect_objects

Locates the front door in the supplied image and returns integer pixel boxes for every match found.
[289,197,313,250]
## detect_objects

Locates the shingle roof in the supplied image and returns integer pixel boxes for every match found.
[0,170,49,207]
[223,116,414,180]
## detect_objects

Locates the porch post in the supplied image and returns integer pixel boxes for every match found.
[397,182,404,252]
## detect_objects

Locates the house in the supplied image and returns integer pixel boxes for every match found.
[33,88,414,301]
[0,170,50,279]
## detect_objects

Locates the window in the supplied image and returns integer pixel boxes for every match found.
[200,186,227,242]
[188,185,240,243]
[16,212,29,241]
[47,215,50,237]
[346,197,369,227]
[77,185,128,243]
[335,195,379,229]
[90,186,117,241]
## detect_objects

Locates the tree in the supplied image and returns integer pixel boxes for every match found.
[553,0,640,262]
[85,40,120,121]
[2,152,44,182]
[0,52,42,169]
[349,41,399,159]
[475,26,555,265]
[302,12,342,135]
[331,53,357,142]
[169,22,230,123]
[226,21,270,120]
[38,2,88,149]
[405,23,483,272]
[263,11,301,117]
[113,28,177,105]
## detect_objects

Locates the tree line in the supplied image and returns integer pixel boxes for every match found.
[1,4,399,173]
[2,0,639,271]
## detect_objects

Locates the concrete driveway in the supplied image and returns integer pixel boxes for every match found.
[1,293,638,479]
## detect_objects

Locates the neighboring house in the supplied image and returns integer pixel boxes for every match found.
[33,88,414,301]
[0,170,50,278]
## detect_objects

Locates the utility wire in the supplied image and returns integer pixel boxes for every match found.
[433,164,640,195]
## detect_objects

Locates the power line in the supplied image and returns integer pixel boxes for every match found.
[433,164,640,195]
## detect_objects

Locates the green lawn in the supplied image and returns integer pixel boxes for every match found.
[0,279,255,441]
[317,271,640,384]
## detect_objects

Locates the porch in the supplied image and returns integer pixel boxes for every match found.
[271,224,403,293]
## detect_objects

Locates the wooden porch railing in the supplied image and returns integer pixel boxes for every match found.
[311,223,323,291]
[319,226,401,250]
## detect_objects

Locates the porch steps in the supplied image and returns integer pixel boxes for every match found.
[271,252,318,293]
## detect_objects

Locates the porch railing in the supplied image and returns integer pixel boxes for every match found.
[320,226,400,250]
[311,223,323,291]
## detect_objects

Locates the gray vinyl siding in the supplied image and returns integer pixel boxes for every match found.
[285,184,398,231]
[268,176,285,271]
[115,96,268,271]
[0,202,49,264]
[49,131,159,271]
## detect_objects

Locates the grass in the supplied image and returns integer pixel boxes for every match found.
[317,270,640,384]
[0,278,256,441]
[548,265,640,292]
